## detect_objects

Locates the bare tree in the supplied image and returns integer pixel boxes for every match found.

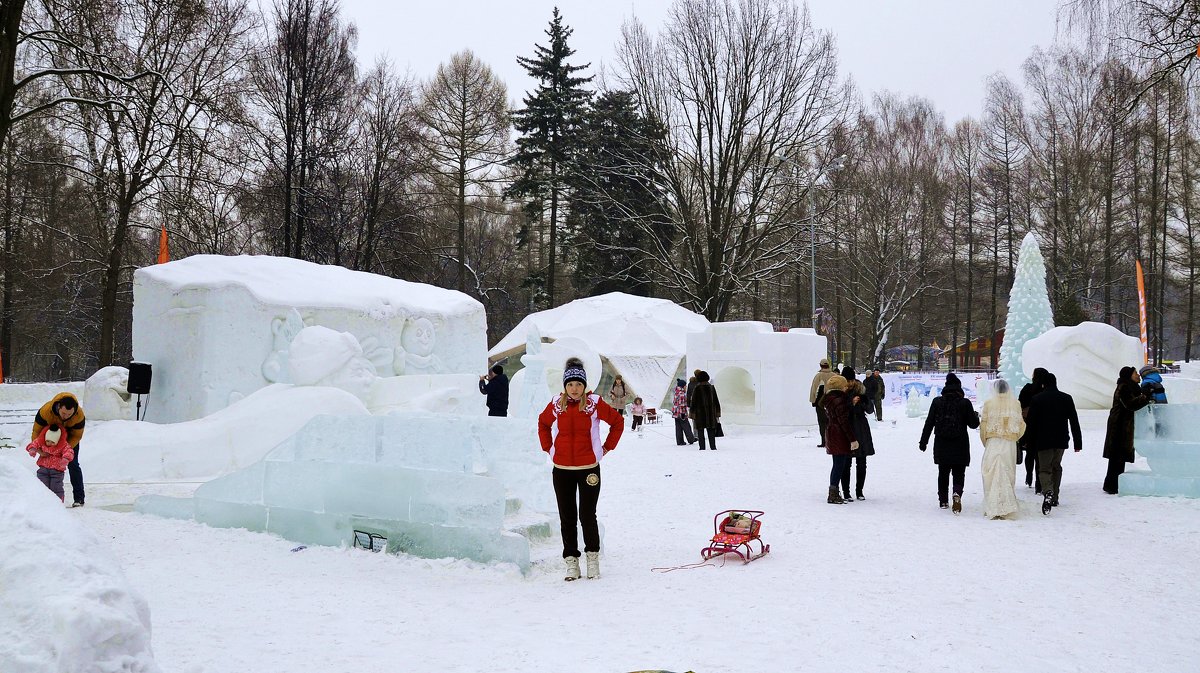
[250,0,357,259]
[41,0,254,366]
[616,0,848,320]
[419,50,508,293]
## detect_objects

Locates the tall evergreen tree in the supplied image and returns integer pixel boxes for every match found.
[506,7,592,307]
[568,90,671,296]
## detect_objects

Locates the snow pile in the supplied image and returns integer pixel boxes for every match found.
[999,232,1054,390]
[83,366,133,421]
[133,255,487,423]
[1022,322,1142,409]
[0,454,159,673]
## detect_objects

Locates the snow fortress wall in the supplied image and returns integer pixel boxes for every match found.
[685,322,826,426]
[133,255,487,423]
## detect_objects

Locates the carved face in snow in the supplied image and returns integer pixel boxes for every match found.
[403,317,436,357]
[323,354,378,398]
[288,325,377,399]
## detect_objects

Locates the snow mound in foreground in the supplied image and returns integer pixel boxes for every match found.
[0,454,159,673]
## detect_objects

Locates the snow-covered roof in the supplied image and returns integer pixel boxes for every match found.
[489,292,710,360]
[137,255,481,316]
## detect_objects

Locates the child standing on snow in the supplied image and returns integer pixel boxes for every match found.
[27,424,74,502]
[631,397,646,433]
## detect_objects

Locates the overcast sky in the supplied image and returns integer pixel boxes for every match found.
[338,0,1062,123]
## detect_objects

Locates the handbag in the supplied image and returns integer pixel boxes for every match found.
[712,422,724,438]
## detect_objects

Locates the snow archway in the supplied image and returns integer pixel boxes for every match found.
[713,366,756,415]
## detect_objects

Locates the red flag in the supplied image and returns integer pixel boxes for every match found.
[1136,259,1148,365]
[157,226,170,264]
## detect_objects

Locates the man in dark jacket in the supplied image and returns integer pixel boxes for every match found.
[918,373,979,513]
[1024,372,1083,514]
[809,358,834,447]
[1017,367,1049,491]
[863,369,885,421]
[690,370,721,451]
[479,364,509,417]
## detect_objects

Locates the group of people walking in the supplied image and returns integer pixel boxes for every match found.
[813,360,1162,519]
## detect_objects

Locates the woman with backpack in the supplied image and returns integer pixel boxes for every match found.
[918,373,980,513]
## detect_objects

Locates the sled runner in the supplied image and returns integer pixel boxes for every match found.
[699,509,769,564]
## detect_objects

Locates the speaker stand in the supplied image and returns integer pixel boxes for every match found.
[136,393,142,421]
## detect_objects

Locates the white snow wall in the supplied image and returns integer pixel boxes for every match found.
[132,256,487,423]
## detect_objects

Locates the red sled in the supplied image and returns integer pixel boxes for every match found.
[700,509,769,564]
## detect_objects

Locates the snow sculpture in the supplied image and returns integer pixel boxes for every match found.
[89,323,487,483]
[999,232,1055,391]
[0,454,160,672]
[685,322,827,426]
[287,326,377,398]
[132,255,486,423]
[489,292,709,409]
[507,327,549,419]
[1121,404,1200,497]
[135,412,553,570]
[1022,322,1143,409]
[82,366,132,421]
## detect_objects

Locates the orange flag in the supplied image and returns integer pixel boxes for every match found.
[157,226,170,264]
[1136,259,1148,365]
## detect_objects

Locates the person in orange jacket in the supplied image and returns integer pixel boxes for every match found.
[538,357,624,581]
[32,393,86,507]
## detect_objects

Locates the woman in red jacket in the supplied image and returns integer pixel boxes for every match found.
[538,357,624,581]
[821,375,859,504]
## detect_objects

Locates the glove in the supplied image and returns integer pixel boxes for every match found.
[850,441,860,451]
[919,444,927,452]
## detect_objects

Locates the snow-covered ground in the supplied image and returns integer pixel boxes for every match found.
[3,403,1199,672]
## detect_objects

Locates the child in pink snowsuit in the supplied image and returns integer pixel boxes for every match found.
[27,424,74,501]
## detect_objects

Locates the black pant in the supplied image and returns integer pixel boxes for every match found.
[487,408,507,417]
[815,404,828,445]
[830,454,850,487]
[631,415,643,430]
[840,451,867,496]
[1104,456,1126,493]
[67,443,84,504]
[937,463,966,503]
[694,422,717,450]
[1023,446,1040,489]
[874,398,883,421]
[552,466,601,558]
[674,416,696,445]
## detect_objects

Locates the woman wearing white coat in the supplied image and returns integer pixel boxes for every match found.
[978,379,1025,519]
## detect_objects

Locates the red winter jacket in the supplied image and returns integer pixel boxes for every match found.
[538,393,624,467]
[27,425,75,472]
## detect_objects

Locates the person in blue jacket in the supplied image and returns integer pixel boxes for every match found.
[1138,366,1167,404]
[479,364,510,416]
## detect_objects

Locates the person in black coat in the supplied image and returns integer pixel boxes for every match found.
[690,370,721,451]
[840,367,875,501]
[1101,366,1151,494]
[919,373,980,512]
[1017,367,1049,492]
[1024,372,1083,513]
[479,364,509,416]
